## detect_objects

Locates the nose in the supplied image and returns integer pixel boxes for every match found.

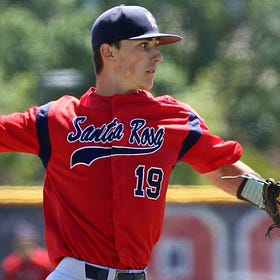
[152,48,164,64]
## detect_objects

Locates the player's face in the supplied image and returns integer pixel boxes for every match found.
[113,38,163,92]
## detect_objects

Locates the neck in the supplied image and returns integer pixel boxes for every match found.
[95,79,137,97]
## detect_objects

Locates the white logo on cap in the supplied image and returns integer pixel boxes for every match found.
[145,11,158,29]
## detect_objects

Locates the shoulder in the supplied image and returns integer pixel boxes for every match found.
[153,94,202,118]
[50,95,80,107]
[47,87,94,111]
[153,94,192,110]
[151,93,179,105]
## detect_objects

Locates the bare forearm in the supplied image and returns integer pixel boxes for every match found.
[202,160,261,196]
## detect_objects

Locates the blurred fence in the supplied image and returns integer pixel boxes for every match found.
[0,186,278,280]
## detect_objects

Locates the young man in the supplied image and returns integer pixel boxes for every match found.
[0,5,270,280]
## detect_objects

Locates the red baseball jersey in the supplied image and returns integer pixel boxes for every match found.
[1,247,52,280]
[0,88,242,269]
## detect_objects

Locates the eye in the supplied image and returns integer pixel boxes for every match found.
[139,42,149,49]
[138,40,160,50]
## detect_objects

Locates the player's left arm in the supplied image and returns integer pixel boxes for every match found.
[203,160,280,237]
[202,160,261,196]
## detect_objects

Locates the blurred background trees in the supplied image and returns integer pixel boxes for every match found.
[0,0,279,185]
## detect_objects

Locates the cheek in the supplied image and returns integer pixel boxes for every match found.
[125,63,137,75]
[118,54,141,76]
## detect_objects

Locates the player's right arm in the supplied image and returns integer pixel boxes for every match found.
[0,107,40,154]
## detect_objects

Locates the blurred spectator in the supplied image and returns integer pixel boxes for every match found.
[1,222,52,280]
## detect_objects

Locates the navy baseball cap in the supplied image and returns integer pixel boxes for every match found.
[91,5,182,50]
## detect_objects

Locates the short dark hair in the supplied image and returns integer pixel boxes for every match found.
[93,41,121,76]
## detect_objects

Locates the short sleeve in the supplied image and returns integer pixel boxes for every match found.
[179,115,243,173]
[0,107,39,154]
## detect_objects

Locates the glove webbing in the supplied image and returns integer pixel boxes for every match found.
[264,179,280,239]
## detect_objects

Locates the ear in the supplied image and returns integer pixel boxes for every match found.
[100,43,115,60]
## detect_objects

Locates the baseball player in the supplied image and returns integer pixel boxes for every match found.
[0,5,269,280]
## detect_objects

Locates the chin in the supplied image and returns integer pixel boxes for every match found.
[140,83,153,91]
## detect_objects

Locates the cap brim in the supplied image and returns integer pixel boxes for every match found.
[129,33,182,45]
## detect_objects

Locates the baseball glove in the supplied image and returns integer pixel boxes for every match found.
[263,178,280,238]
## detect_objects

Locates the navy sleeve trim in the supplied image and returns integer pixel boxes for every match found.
[177,112,202,161]
[36,102,52,167]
